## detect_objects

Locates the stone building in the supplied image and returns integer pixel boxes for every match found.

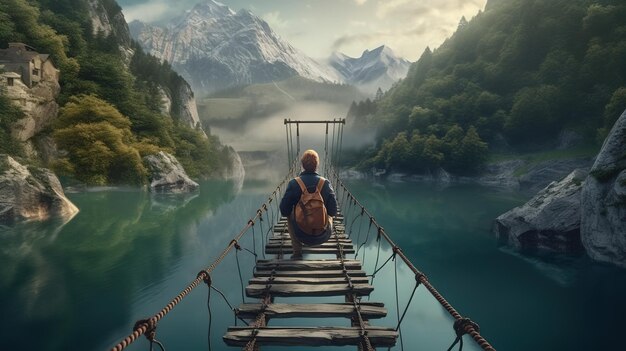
[0,43,59,88]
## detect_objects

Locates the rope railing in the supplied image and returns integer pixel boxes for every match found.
[329,168,497,351]
[109,160,299,351]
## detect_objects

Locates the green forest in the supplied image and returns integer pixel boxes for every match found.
[0,0,230,184]
[349,0,626,174]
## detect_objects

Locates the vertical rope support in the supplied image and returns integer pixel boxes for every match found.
[337,121,344,168]
[324,122,329,174]
[296,122,301,156]
[289,121,295,163]
[285,120,291,166]
[330,118,337,168]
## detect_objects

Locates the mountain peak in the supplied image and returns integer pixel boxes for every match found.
[329,45,411,94]
[131,3,339,94]
[192,0,235,17]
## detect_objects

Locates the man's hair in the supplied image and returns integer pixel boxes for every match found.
[301,149,319,172]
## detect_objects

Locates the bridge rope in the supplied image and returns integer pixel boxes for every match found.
[330,169,496,351]
[109,160,298,351]
[110,117,496,351]
[334,230,374,351]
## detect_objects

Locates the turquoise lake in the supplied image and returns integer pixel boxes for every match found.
[1,173,626,351]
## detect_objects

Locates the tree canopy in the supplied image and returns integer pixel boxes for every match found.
[350,0,626,174]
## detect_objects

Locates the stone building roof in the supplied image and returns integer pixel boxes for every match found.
[0,43,43,63]
[2,72,22,78]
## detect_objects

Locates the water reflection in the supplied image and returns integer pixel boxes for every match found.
[2,176,626,351]
[0,180,240,351]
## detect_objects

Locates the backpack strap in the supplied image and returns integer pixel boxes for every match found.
[294,177,308,193]
[315,177,326,193]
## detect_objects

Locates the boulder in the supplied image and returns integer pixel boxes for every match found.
[0,155,79,224]
[493,169,587,253]
[143,151,199,193]
[581,109,626,268]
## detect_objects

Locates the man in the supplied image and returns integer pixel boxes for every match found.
[280,149,338,259]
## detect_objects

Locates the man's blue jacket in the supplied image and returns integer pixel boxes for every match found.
[279,171,338,218]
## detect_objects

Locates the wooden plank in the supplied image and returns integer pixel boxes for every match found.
[249,276,369,285]
[256,259,361,270]
[269,235,349,240]
[265,242,353,249]
[246,283,373,297]
[272,230,347,235]
[267,240,352,245]
[254,269,366,278]
[236,302,387,319]
[270,234,348,239]
[266,247,355,254]
[223,326,397,347]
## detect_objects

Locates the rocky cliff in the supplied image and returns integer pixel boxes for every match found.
[581,109,626,268]
[87,0,133,62]
[3,68,60,162]
[493,109,626,268]
[221,147,245,191]
[157,81,204,132]
[0,155,78,223]
[87,0,204,132]
[493,169,586,253]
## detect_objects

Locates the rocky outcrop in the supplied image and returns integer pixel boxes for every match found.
[157,83,204,133]
[2,72,60,163]
[581,109,626,268]
[143,152,199,193]
[87,0,133,63]
[6,78,60,145]
[0,155,79,223]
[87,0,131,47]
[519,157,593,193]
[220,147,245,191]
[493,169,587,253]
[176,83,203,131]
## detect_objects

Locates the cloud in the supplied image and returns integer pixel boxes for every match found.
[332,32,391,52]
[121,1,171,23]
[349,20,368,27]
[262,11,289,29]
[354,0,367,5]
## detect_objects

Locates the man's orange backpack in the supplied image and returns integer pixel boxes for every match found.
[294,177,328,235]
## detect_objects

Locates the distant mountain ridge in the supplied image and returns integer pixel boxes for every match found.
[130,0,340,95]
[329,46,412,95]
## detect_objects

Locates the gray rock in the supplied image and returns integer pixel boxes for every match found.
[581,109,626,268]
[475,159,524,190]
[143,152,199,193]
[219,147,245,191]
[520,157,593,193]
[339,169,367,180]
[0,155,79,224]
[493,169,587,253]
[556,130,583,150]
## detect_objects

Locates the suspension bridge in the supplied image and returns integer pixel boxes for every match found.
[109,119,496,351]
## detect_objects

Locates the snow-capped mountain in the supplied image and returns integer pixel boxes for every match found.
[129,0,340,94]
[329,46,412,95]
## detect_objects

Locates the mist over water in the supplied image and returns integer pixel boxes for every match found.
[208,101,376,154]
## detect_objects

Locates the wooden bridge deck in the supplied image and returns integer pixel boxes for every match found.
[223,215,398,349]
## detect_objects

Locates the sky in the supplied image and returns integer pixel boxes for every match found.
[117,0,488,61]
